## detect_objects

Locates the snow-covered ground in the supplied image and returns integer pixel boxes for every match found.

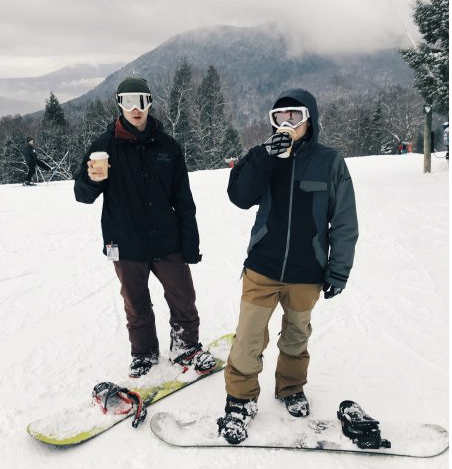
[0,153,448,468]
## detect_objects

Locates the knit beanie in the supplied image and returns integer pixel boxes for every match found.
[116,77,152,97]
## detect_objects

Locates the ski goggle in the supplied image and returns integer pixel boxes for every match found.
[269,106,310,129]
[117,93,152,112]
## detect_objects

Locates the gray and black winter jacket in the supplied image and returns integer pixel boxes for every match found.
[228,89,358,289]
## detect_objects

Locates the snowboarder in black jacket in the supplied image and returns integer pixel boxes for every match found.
[74,77,216,378]
[22,137,52,185]
[218,88,359,445]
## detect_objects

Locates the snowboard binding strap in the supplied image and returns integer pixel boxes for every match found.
[337,400,391,449]
[92,382,147,428]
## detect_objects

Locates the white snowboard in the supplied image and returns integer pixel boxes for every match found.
[150,411,449,458]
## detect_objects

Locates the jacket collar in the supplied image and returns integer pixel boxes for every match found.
[113,116,160,142]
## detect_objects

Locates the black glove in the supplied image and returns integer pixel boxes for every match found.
[264,132,292,157]
[323,282,343,299]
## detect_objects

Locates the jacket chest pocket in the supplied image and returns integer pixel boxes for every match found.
[299,180,329,225]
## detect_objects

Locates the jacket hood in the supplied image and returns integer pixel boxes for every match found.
[273,89,319,143]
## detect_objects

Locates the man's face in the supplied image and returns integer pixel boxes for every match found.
[29,139,34,145]
[123,108,148,131]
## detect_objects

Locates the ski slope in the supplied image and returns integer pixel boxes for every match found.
[0,153,448,469]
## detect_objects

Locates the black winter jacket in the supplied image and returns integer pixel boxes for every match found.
[228,89,358,288]
[22,143,37,164]
[74,116,201,264]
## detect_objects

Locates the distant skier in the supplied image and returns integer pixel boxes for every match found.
[74,76,216,378]
[217,88,359,444]
[22,137,52,185]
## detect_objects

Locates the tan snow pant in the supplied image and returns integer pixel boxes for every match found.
[225,268,321,401]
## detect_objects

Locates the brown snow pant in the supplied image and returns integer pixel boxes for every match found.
[114,252,200,355]
[225,268,321,401]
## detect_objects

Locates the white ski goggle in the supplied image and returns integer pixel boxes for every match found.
[269,106,310,129]
[117,93,152,112]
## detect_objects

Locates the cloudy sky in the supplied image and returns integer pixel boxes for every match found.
[0,0,419,79]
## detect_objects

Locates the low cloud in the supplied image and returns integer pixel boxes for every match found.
[0,0,418,78]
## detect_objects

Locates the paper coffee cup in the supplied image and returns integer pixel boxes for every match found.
[276,127,296,158]
[90,151,109,178]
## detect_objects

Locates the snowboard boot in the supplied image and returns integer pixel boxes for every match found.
[217,395,258,445]
[281,390,310,417]
[337,400,391,449]
[170,343,217,374]
[129,350,159,378]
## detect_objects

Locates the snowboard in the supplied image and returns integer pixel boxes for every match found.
[27,333,233,447]
[150,411,449,458]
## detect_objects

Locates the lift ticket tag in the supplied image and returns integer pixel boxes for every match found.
[106,243,119,261]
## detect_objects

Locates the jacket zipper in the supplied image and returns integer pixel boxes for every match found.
[280,158,296,282]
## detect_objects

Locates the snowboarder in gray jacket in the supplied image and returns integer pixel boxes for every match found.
[218,88,359,445]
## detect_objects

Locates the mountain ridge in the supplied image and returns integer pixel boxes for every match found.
[0,63,124,117]
[64,25,413,125]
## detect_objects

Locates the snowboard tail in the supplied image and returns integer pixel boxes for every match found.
[150,411,449,458]
[27,333,234,446]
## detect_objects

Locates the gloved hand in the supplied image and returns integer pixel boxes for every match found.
[323,282,343,299]
[264,132,292,158]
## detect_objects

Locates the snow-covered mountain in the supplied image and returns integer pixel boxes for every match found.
[0,153,448,468]
[0,63,123,117]
[66,25,413,126]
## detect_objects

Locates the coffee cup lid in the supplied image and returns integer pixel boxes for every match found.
[90,151,109,160]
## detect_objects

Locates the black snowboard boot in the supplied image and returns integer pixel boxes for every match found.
[129,350,159,378]
[281,390,310,417]
[217,395,258,445]
[170,343,216,374]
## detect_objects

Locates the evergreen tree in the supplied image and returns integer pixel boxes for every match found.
[0,115,27,184]
[192,66,228,169]
[40,92,69,173]
[399,0,449,114]
[222,125,243,161]
[43,92,67,127]
[369,102,394,154]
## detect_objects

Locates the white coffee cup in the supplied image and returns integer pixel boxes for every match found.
[275,127,296,158]
[90,151,109,178]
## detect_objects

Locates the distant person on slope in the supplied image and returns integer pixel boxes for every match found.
[22,137,53,185]
[73,76,216,378]
[217,88,359,445]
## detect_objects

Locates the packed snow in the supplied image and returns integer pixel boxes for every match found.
[0,153,448,469]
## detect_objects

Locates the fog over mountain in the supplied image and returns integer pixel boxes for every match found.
[0,63,123,117]
[0,0,417,79]
[64,25,413,126]
[0,25,414,124]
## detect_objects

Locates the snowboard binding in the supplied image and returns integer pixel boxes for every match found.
[92,381,147,428]
[337,400,391,449]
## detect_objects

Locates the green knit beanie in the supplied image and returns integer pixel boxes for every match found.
[116,77,152,96]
